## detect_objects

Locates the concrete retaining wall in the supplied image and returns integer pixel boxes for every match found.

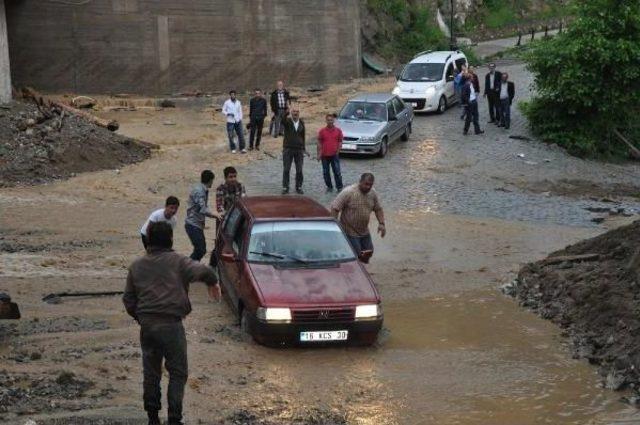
[0,0,11,103]
[6,0,361,95]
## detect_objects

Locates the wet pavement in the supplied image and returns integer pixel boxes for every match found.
[239,63,640,228]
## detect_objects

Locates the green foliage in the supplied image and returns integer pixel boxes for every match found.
[522,0,640,158]
[464,0,567,33]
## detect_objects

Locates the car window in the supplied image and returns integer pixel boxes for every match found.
[232,216,246,254]
[223,207,242,239]
[446,63,454,80]
[338,102,387,122]
[400,63,445,82]
[392,97,404,114]
[387,102,395,119]
[248,221,356,264]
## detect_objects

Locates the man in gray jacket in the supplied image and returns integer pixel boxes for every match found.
[123,221,221,425]
[185,170,221,261]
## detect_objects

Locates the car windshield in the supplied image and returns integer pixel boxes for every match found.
[400,63,445,82]
[248,221,356,264]
[338,102,387,122]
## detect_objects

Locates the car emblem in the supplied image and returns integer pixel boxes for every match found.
[410,89,414,94]
[318,310,330,319]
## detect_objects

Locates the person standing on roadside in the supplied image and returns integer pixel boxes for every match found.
[270,80,291,137]
[248,89,267,150]
[139,196,180,250]
[468,66,481,93]
[222,90,246,154]
[330,173,385,264]
[498,72,515,130]
[461,72,484,136]
[484,63,503,125]
[185,170,221,261]
[317,113,344,192]
[454,66,467,120]
[123,221,221,425]
[215,166,246,216]
[281,108,306,194]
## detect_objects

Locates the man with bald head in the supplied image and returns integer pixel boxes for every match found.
[270,80,291,137]
[281,108,306,194]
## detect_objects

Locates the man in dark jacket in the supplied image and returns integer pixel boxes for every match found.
[281,108,306,194]
[123,222,221,425]
[249,88,267,150]
[269,80,291,137]
[498,72,516,129]
[484,63,503,124]
[461,73,484,136]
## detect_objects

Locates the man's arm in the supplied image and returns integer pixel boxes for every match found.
[301,121,306,150]
[237,102,243,122]
[317,130,323,159]
[330,190,348,219]
[338,128,343,152]
[122,269,138,321]
[196,189,221,220]
[222,100,231,118]
[509,82,515,104]
[181,258,221,301]
[373,193,386,238]
[215,186,225,214]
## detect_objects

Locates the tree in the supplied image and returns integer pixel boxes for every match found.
[521,0,640,158]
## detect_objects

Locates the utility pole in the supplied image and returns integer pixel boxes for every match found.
[449,0,456,49]
[0,0,11,104]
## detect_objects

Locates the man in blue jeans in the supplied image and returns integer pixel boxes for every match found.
[317,113,344,192]
[221,90,246,153]
[185,170,221,261]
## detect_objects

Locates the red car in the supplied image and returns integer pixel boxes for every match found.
[214,196,383,346]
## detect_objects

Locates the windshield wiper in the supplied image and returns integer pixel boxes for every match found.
[249,251,308,264]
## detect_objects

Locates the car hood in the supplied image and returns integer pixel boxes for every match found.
[336,120,385,139]
[396,80,439,96]
[249,261,379,306]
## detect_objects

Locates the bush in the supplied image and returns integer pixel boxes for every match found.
[522,0,640,158]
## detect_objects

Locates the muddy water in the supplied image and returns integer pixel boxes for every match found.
[253,291,639,425]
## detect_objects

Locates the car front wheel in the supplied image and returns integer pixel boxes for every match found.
[437,96,447,114]
[377,137,388,158]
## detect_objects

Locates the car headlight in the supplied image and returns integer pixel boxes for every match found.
[392,86,401,95]
[359,136,379,143]
[425,86,436,97]
[355,304,382,319]
[257,307,292,322]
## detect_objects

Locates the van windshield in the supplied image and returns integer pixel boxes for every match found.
[400,63,445,82]
[248,221,356,264]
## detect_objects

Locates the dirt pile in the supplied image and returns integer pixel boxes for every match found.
[0,100,151,187]
[505,220,640,399]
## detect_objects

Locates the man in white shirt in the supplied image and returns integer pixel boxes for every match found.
[221,90,246,153]
[462,72,484,136]
[140,196,180,250]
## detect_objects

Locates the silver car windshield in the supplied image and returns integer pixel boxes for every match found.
[248,221,356,263]
[338,102,387,122]
[400,63,445,82]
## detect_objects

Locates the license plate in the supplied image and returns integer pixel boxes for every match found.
[341,144,357,151]
[300,330,348,342]
[411,102,418,107]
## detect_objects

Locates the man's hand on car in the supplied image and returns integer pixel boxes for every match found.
[208,284,222,302]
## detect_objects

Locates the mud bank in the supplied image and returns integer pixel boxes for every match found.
[506,220,640,401]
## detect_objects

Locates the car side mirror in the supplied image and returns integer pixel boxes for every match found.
[359,250,373,263]
[447,75,454,82]
[221,252,236,263]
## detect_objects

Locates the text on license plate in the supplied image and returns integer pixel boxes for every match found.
[341,144,357,151]
[300,330,348,342]
[411,102,418,107]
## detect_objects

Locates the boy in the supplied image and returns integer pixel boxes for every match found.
[216,166,246,216]
[140,196,180,250]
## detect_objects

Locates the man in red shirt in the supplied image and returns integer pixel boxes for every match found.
[317,113,344,192]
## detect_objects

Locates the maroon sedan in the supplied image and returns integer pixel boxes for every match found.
[215,196,383,346]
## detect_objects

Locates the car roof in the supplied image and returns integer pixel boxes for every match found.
[410,50,464,64]
[347,92,395,103]
[241,196,331,220]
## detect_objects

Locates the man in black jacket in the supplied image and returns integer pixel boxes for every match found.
[281,108,306,194]
[461,73,484,136]
[484,63,502,124]
[270,80,291,137]
[249,88,267,150]
[498,73,516,129]
[123,222,221,425]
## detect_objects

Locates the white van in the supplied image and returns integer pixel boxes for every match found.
[392,50,467,113]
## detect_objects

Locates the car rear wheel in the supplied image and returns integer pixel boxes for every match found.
[377,137,388,158]
[437,96,447,114]
[400,123,411,141]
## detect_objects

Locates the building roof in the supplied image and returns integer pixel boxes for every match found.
[347,92,395,103]
[410,50,461,64]
[241,196,330,220]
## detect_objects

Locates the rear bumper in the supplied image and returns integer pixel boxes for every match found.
[248,314,383,346]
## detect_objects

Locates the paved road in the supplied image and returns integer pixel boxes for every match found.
[473,29,560,58]
[239,62,640,228]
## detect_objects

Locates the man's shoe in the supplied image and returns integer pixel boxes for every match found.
[248,146,254,151]
[475,130,485,135]
[281,188,289,195]
[488,120,495,124]
[463,131,469,136]
[231,150,237,154]
[147,411,160,425]
[505,126,510,130]
[296,188,304,195]
[256,146,260,151]
[241,149,247,154]
[326,187,334,193]
[498,123,504,127]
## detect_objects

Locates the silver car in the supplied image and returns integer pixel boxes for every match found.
[336,93,414,157]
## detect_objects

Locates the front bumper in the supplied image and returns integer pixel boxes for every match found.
[402,95,437,112]
[339,141,381,155]
[248,315,384,346]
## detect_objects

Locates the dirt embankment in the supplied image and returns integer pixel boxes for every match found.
[506,220,640,401]
[0,101,151,187]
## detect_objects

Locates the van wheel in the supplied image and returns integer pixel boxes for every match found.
[400,123,411,141]
[377,137,388,158]
[240,308,254,344]
[437,96,447,114]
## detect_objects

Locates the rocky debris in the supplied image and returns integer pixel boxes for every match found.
[213,324,244,342]
[0,100,151,187]
[0,238,107,254]
[507,220,640,394]
[0,316,109,338]
[226,407,348,425]
[0,371,96,416]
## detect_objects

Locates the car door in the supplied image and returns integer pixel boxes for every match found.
[218,207,245,312]
[392,97,410,130]
[444,62,456,102]
[386,101,401,141]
